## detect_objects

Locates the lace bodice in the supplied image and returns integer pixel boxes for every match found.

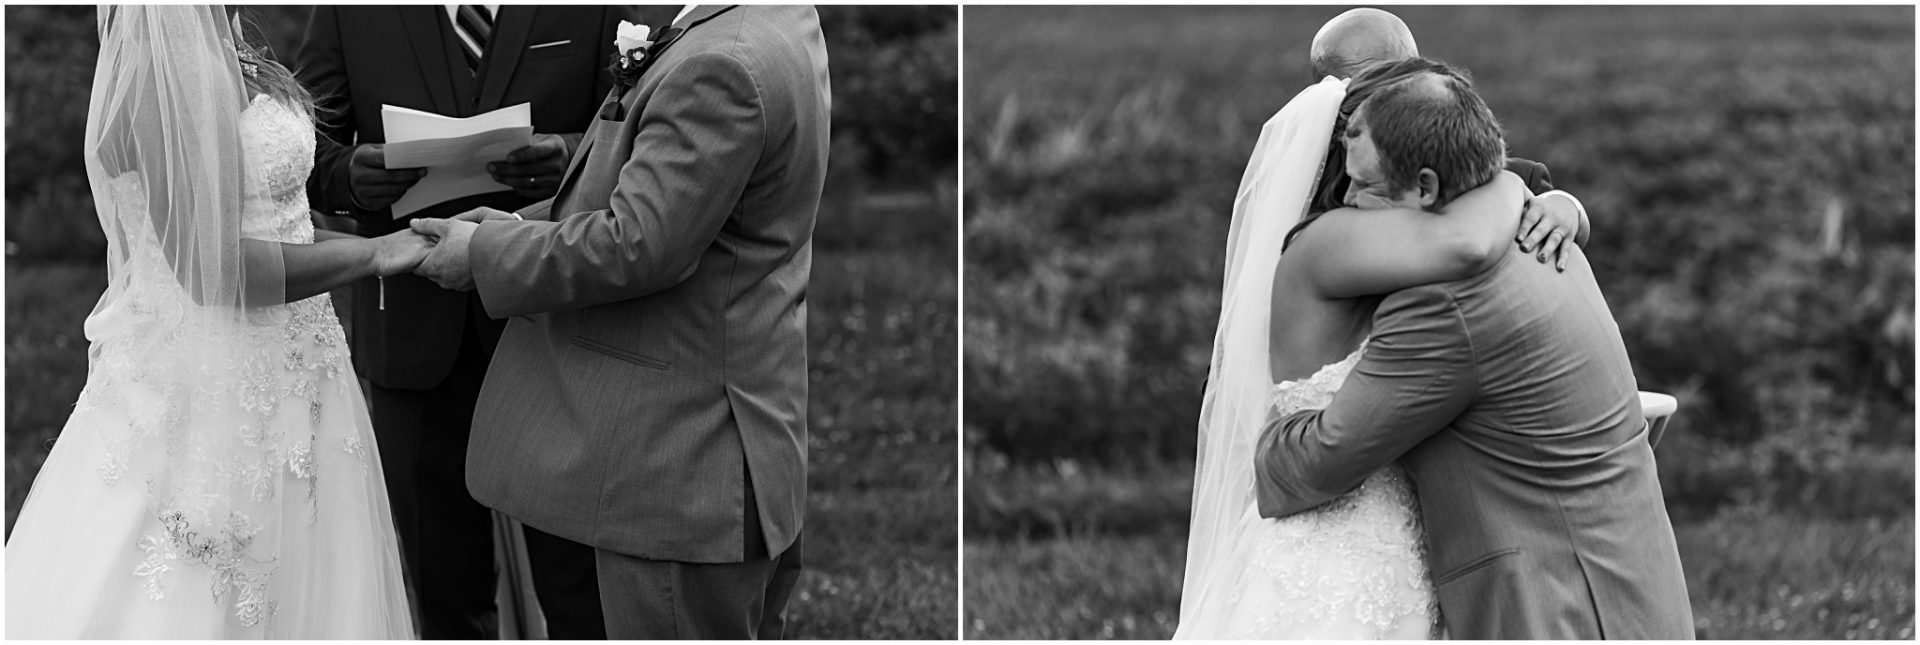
[1203,344,1439,638]
[103,94,316,246]
[237,94,318,243]
[1268,347,1365,420]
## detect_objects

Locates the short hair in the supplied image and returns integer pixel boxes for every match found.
[1347,58,1506,210]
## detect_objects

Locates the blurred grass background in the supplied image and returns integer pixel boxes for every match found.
[4,5,957,640]
[963,5,1913,640]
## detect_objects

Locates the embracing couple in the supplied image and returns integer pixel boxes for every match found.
[6,5,826,639]
[1172,9,1695,640]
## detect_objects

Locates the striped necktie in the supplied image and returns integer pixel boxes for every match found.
[452,5,493,75]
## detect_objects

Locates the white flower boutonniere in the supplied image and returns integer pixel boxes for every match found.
[607,21,654,86]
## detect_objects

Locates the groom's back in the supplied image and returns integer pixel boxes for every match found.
[1402,244,1694,639]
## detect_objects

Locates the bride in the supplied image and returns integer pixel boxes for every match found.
[1174,58,1582,639]
[6,6,424,638]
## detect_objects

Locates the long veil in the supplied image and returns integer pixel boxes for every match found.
[87,5,281,313]
[1176,76,1347,633]
[55,5,291,632]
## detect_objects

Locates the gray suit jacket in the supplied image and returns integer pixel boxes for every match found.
[464,5,829,564]
[1254,245,1694,639]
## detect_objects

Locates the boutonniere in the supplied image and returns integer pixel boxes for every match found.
[606,21,654,87]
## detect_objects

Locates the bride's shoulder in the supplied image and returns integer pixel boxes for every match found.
[1278,208,1352,255]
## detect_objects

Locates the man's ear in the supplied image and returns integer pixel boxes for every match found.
[1415,168,1441,209]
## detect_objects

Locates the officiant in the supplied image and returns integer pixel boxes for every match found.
[297,5,648,640]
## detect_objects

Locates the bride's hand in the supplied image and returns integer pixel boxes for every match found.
[370,229,435,277]
[1516,190,1587,272]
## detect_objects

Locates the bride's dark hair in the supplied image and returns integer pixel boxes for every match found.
[230,10,319,120]
[1282,58,1452,251]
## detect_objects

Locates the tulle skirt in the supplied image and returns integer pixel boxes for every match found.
[1174,468,1437,640]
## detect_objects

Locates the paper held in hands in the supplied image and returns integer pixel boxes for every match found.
[381,103,534,218]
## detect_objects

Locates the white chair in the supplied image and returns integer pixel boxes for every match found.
[1637,391,1678,449]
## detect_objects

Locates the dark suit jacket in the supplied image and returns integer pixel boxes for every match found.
[1507,157,1552,194]
[462,5,829,564]
[297,5,638,389]
[1254,245,1693,639]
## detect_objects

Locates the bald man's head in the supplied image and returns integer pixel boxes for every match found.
[1310,8,1418,80]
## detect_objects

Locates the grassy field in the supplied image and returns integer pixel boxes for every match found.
[3,182,959,639]
[963,463,1914,640]
[964,5,1913,640]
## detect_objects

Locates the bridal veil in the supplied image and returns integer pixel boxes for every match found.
[1177,76,1347,632]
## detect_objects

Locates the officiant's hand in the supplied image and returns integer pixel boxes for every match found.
[409,218,479,292]
[489,133,569,199]
[348,144,429,211]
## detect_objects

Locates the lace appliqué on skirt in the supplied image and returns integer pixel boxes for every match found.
[1217,348,1441,638]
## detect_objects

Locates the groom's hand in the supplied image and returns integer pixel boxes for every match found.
[452,206,522,223]
[348,144,429,211]
[409,218,480,292]
[489,133,570,200]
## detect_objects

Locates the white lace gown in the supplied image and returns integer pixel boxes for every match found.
[5,95,414,638]
[1177,349,1439,639]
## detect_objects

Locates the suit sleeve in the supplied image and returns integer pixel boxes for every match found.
[469,50,764,317]
[1254,285,1479,518]
[297,6,373,223]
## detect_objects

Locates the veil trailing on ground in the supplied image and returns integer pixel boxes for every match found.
[87,5,282,313]
[1176,76,1347,631]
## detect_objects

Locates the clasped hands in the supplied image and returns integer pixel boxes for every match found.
[355,132,566,291]
[368,207,521,292]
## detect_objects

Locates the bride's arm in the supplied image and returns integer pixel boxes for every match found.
[241,231,432,305]
[1287,171,1528,299]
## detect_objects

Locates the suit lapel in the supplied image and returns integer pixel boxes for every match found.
[673,5,735,30]
[476,5,536,111]
[554,134,594,209]
[399,7,460,115]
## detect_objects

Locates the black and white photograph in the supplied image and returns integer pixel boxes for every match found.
[4,4,956,639]
[964,5,1913,639]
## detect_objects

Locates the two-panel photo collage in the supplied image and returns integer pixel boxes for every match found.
[0,2,1912,641]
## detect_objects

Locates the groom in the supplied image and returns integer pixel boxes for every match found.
[1311,7,1591,266]
[1253,60,1694,639]
[409,5,827,639]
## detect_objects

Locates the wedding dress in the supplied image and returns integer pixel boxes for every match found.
[1175,76,1437,639]
[4,20,414,633]
[1176,347,1437,638]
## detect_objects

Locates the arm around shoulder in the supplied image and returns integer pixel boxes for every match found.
[1294,171,1527,299]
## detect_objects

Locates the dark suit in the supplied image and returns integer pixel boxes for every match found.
[462,5,827,638]
[1506,157,1554,196]
[1255,243,1694,638]
[297,5,637,639]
